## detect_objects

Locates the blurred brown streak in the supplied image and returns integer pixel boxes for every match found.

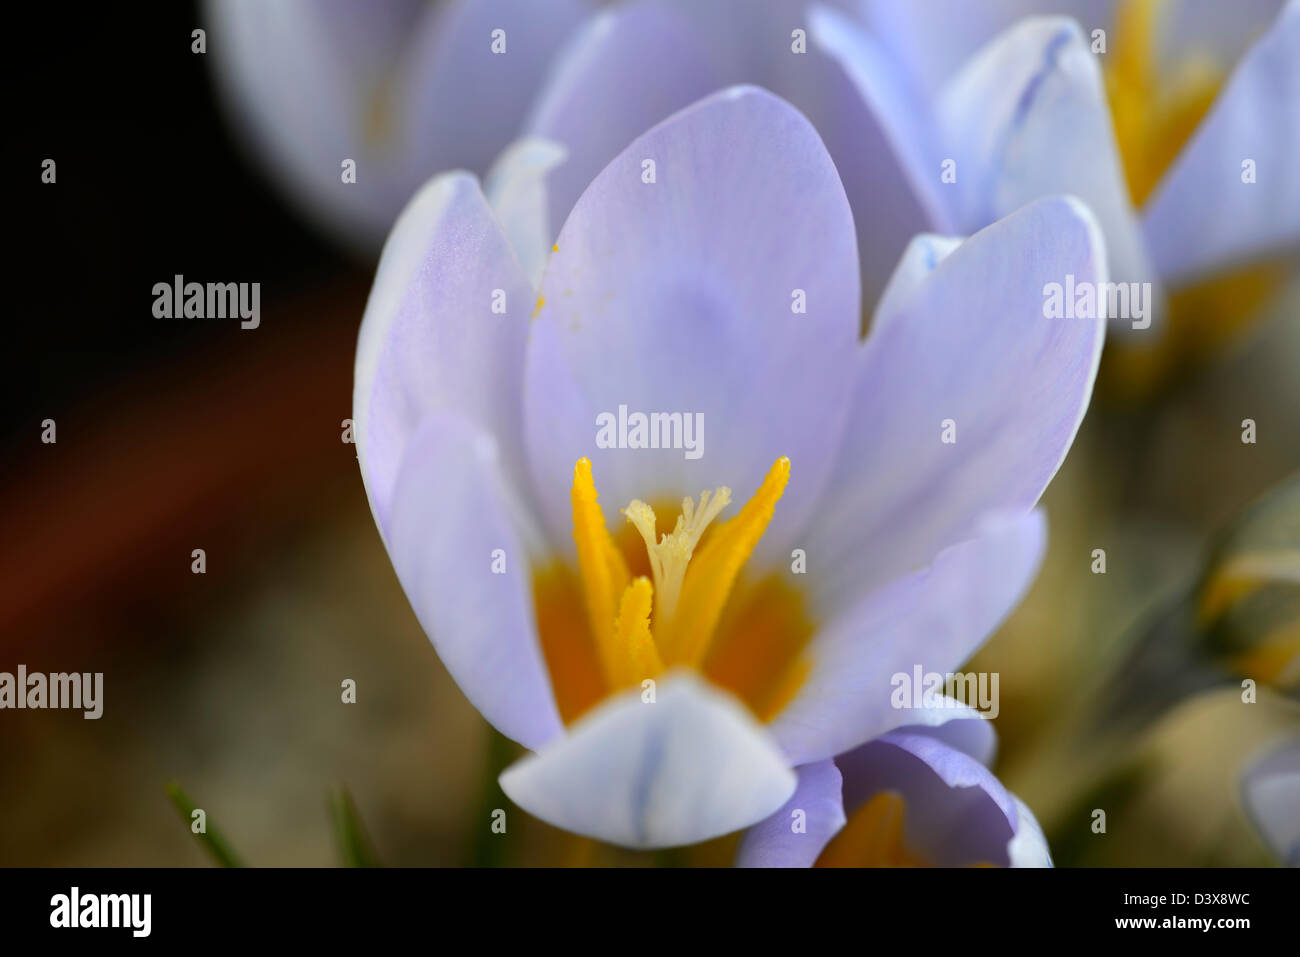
[3,274,371,652]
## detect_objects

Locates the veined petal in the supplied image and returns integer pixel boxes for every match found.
[499,672,796,848]
[804,198,1102,611]
[1142,0,1300,284]
[736,760,846,867]
[387,414,562,751]
[937,17,1160,327]
[523,87,860,566]
[769,510,1046,765]
[354,172,532,542]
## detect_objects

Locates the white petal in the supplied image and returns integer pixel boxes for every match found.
[500,673,796,848]
[1007,794,1054,867]
[484,137,569,289]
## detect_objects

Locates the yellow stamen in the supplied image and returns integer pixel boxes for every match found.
[1107,0,1223,207]
[552,457,798,716]
[605,577,663,690]
[624,487,732,627]
[703,575,815,721]
[659,458,791,666]
[816,791,926,868]
[570,459,631,665]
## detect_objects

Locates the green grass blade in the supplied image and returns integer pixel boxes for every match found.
[165,781,244,868]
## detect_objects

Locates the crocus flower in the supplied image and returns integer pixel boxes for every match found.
[353,85,1105,848]
[1240,737,1300,866]
[737,708,1051,866]
[204,0,592,251]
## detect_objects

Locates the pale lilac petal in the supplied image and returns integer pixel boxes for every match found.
[701,1,954,304]
[838,732,1023,867]
[661,0,862,80]
[1142,1,1300,284]
[1241,737,1300,866]
[387,414,561,752]
[1007,795,1054,867]
[861,0,1116,95]
[803,197,1103,610]
[484,137,569,288]
[528,2,945,309]
[353,172,533,541]
[937,17,1159,328]
[736,760,846,867]
[798,5,954,305]
[522,87,860,566]
[499,673,796,848]
[769,510,1045,765]
[871,233,963,334]
[525,1,725,236]
[893,699,999,768]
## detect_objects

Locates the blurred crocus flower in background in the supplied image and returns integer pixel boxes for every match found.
[738,709,1051,867]
[859,0,1300,391]
[204,0,591,252]
[1241,737,1300,866]
[353,86,1105,849]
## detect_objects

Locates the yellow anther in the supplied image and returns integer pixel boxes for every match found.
[606,577,663,690]
[570,458,630,671]
[1107,0,1222,206]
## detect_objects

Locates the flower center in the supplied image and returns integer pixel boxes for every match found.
[816,792,930,868]
[532,457,815,724]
